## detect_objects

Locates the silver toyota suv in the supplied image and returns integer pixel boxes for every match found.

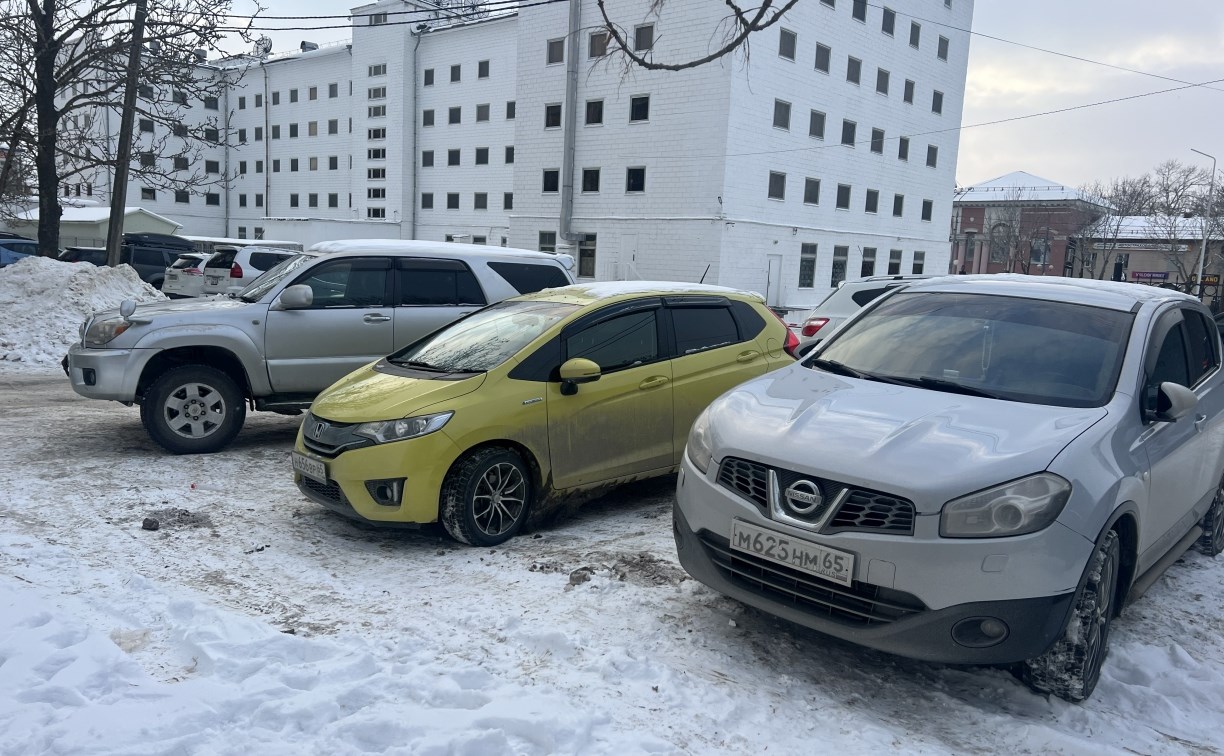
[676,275,1224,702]
[65,240,575,453]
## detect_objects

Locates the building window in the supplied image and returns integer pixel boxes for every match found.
[932,90,944,114]
[815,43,831,73]
[172,90,187,105]
[804,178,820,205]
[876,68,889,95]
[476,59,489,79]
[865,189,879,214]
[841,119,856,146]
[768,171,786,200]
[368,148,386,160]
[368,127,386,140]
[475,147,489,165]
[799,244,817,288]
[547,38,564,64]
[892,194,905,216]
[921,199,934,221]
[176,190,190,203]
[474,192,488,210]
[505,146,515,163]
[772,99,791,130]
[289,88,299,103]
[255,160,264,173]
[449,106,461,124]
[577,234,597,277]
[497,192,511,210]
[831,246,848,286]
[586,100,603,125]
[369,63,386,77]
[329,193,338,208]
[368,188,385,200]
[476,103,490,122]
[446,193,460,209]
[421,150,434,167]
[205,159,219,173]
[272,159,280,172]
[836,184,851,210]
[809,110,826,139]
[888,249,902,275]
[368,86,386,100]
[271,124,280,139]
[861,248,876,276]
[626,167,646,193]
[846,56,861,84]
[369,12,387,24]
[589,31,610,58]
[421,193,434,209]
[174,156,188,170]
[882,7,895,35]
[254,93,263,107]
[205,193,220,206]
[423,109,434,127]
[368,208,385,219]
[545,103,562,128]
[238,128,247,142]
[909,22,921,48]
[506,100,516,119]
[926,145,939,168]
[630,95,649,122]
[448,149,460,166]
[898,136,910,160]
[309,193,319,207]
[913,251,925,274]
[238,160,247,174]
[368,167,384,179]
[309,86,318,100]
[543,169,560,193]
[139,118,154,133]
[255,195,263,208]
[329,82,338,98]
[271,91,280,105]
[450,64,461,82]
[203,96,219,110]
[938,36,949,61]
[852,0,866,22]
[289,123,298,138]
[635,24,654,51]
[779,28,797,60]
[254,227,264,239]
[289,158,299,172]
[308,121,318,136]
[582,168,601,192]
[140,152,156,168]
[237,95,245,109]
[870,128,884,154]
[237,227,246,239]
[329,156,338,170]
[903,79,915,104]
[539,231,557,253]
[369,105,386,118]
[137,84,154,98]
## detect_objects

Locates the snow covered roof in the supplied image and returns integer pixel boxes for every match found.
[1110,215,1211,240]
[14,206,181,228]
[529,281,764,302]
[955,171,1098,204]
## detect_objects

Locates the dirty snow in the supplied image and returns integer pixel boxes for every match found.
[1,260,1223,755]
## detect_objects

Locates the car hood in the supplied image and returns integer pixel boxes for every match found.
[708,366,1108,512]
[95,296,252,322]
[310,363,487,422]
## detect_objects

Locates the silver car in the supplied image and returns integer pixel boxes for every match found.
[675,275,1224,702]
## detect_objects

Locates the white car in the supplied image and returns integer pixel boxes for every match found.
[161,252,212,298]
[201,245,299,296]
[795,275,935,356]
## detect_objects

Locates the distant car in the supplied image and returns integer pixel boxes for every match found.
[0,231,33,241]
[59,246,108,266]
[676,275,1224,703]
[0,239,38,268]
[794,275,936,356]
[201,245,299,296]
[162,252,213,298]
[120,233,196,289]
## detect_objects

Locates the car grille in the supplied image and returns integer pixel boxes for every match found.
[698,532,926,627]
[301,412,373,458]
[299,476,349,509]
[717,457,915,536]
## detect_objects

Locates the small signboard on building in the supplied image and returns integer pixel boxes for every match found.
[1130,271,1169,281]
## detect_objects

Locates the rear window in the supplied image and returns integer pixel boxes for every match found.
[672,306,740,355]
[850,284,902,307]
[398,259,487,306]
[487,261,570,294]
[205,250,236,270]
[171,255,204,270]
[249,251,293,271]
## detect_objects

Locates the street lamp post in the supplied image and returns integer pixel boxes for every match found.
[1191,148,1217,301]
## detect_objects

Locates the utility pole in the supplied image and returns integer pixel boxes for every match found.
[1191,149,1217,303]
[104,0,149,267]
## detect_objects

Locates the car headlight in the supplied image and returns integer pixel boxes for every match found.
[686,407,714,474]
[84,318,132,347]
[940,473,1071,538]
[354,411,453,444]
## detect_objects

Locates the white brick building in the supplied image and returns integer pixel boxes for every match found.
[76,0,974,312]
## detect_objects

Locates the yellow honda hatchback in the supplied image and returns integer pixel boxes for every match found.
[292,282,797,545]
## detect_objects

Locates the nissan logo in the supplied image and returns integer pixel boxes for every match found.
[784,480,824,515]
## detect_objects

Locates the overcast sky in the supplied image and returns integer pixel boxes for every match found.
[231,0,1224,190]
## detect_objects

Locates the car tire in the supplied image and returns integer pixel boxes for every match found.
[140,365,246,454]
[1196,473,1224,557]
[440,447,531,547]
[1021,529,1120,702]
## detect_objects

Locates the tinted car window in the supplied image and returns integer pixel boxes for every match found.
[131,248,167,267]
[294,259,389,308]
[1183,310,1219,386]
[205,250,236,270]
[567,311,658,371]
[671,306,740,355]
[487,261,570,294]
[249,251,293,271]
[850,285,897,307]
[398,260,487,306]
[1151,323,1190,388]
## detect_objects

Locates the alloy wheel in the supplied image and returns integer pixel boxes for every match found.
[163,381,227,439]
[471,462,527,537]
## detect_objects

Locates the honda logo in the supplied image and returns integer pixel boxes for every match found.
[312,421,328,438]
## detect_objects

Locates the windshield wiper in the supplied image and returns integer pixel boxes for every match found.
[391,359,447,372]
[809,358,909,386]
[885,375,1003,399]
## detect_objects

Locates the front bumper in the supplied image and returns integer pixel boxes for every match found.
[64,342,145,402]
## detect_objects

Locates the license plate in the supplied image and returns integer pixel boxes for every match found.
[292,451,327,484]
[730,519,855,586]
[207,276,221,285]
[167,273,178,281]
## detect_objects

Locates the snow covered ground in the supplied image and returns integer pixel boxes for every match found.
[1,257,1223,754]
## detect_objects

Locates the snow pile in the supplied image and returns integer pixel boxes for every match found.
[0,256,164,366]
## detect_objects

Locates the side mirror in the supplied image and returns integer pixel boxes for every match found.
[559,357,601,396]
[274,284,313,310]
[119,299,137,320]
[1145,381,1198,423]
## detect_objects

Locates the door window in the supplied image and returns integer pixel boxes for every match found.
[671,306,739,355]
[487,261,571,294]
[1151,325,1190,388]
[1182,309,1219,386]
[566,310,658,371]
[293,259,390,308]
[397,259,486,305]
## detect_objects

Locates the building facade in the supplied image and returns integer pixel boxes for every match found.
[73,0,975,312]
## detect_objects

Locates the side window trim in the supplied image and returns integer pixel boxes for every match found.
[1182,306,1220,388]
[288,256,393,309]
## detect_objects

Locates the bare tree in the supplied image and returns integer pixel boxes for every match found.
[595,0,800,72]
[1074,180,1134,280]
[1146,159,1209,282]
[0,0,260,255]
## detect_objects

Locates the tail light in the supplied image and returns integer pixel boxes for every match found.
[184,267,203,276]
[767,309,802,358]
[801,317,829,338]
[229,262,243,279]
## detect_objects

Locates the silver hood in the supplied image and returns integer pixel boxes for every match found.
[707,365,1108,513]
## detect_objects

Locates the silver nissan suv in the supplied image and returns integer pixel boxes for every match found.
[675,275,1224,702]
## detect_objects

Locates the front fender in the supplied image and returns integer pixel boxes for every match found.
[131,324,271,395]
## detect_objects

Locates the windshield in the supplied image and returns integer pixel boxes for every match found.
[240,253,318,301]
[389,300,580,373]
[811,291,1134,408]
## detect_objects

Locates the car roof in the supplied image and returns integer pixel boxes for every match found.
[905,274,1198,311]
[307,239,571,267]
[515,281,764,306]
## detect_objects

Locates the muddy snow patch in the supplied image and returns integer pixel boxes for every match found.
[142,507,214,531]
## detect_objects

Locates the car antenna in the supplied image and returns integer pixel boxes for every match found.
[698,264,711,284]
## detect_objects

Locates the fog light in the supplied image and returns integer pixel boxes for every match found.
[365,478,405,507]
[83,368,96,386]
[951,617,1010,648]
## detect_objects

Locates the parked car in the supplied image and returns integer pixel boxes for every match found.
[292,283,799,546]
[161,252,213,298]
[201,245,299,296]
[674,275,1224,702]
[58,246,108,266]
[0,239,37,268]
[120,233,196,289]
[64,240,577,453]
[794,275,935,356]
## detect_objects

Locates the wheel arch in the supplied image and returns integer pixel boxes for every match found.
[137,346,255,401]
[1098,502,1140,615]
[443,439,545,507]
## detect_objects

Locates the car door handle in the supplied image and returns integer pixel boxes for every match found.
[362,313,391,323]
[1195,414,1208,431]
[736,350,760,363]
[639,376,669,390]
